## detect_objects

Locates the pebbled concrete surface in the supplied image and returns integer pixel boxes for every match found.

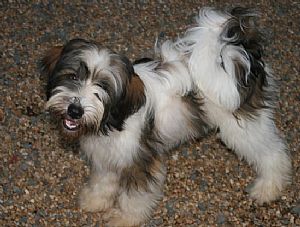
[0,1,299,226]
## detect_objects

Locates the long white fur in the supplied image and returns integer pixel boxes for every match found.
[82,49,124,95]
[134,58,200,145]
[174,7,251,112]
[81,111,145,170]
[202,99,291,202]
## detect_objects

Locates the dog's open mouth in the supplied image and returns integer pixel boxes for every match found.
[63,118,80,131]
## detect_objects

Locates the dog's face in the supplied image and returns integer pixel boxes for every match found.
[41,39,145,138]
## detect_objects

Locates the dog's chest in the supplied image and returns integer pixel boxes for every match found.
[80,113,144,170]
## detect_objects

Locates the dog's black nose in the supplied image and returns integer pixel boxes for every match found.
[67,103,84,119]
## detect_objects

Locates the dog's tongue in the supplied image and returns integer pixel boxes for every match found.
[64,119,79,130]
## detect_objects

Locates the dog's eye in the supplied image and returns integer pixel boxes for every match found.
[95,82,108,91]
[66,73,79,81]
[95,83,103,88]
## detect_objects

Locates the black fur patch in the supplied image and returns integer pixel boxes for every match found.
[133,57,154,65]
[182,90,209,137]
[222,7,275,119]
[100,73,146,134]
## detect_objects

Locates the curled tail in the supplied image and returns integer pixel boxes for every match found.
[176,7,271,114]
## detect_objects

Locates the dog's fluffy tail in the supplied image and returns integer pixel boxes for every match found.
[176,7,267,112]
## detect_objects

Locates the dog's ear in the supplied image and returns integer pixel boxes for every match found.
[119,55,135,79]
[100,56,146,134]
[40,46,63,77]
[109,74,146,132]
[120,73,146,115]
[113,56,146,128]
[40,46,63,100]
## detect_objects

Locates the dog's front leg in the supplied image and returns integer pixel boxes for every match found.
[79,170,119,212]
[104,159,166,226]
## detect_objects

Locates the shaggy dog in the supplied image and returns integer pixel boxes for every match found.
[42,7,291,226]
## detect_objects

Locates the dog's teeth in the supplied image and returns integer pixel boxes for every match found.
[64,119,78,129]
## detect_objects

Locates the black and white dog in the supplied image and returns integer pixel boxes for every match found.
[42,7,291,226]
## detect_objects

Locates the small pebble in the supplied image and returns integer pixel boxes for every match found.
[216,213,227,225]
[199,180,208,192]
[19,216,28,223]
[197,202,206,212]
[291,205,300,216]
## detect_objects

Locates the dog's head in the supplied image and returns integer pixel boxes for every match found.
[41,39,145,138]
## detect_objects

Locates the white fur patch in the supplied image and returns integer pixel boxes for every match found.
[81,110,145,170]
[134,59,199,146]
[174,7,252,112]
[81,48,111,72]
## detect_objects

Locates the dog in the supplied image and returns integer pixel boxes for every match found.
[41,7,291,226]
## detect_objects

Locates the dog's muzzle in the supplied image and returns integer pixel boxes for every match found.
[63,98,84,131]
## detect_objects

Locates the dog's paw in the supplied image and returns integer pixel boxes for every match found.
[79,186,114,212]
[103,208,141,227]
[249,178,281,204]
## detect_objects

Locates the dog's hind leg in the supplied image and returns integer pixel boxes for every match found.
[204,101,291,203]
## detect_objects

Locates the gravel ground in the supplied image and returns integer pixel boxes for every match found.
[0,1,299,226]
